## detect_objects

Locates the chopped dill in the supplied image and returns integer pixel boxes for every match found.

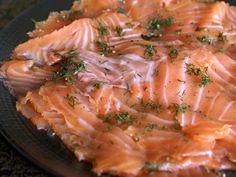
[185,63,212,87]
[117,7,126,14]
[141,100,161,112]
[169,48,179,58]
[51,57,86,83]
[116,113,130,125]
[115,26,124,37]
[144,45,157,59]
[200,76,212,87]
[97,20,109,37]
[65,94,77,108]
[125,22,135,28]
[145,162,159,171]
[144,124,157,132]
[93,82,102,89]
[175,29,182,35]
[103,125,113,132]
[218,32,227,42]
[147,17,173,33]
[195,26,201,32]
[198,36,214,45]
[103,114,113,123]
[96,41,111,56]
[31,19,38,26]
[174,103,189,117]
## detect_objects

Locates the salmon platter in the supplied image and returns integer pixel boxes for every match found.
[1,0,236,176]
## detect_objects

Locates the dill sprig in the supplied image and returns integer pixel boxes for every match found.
[147,17,173,35]
[115,26,124,37]
[198,36,214,45]
[144,124,157,132]
[116,113,130,125]
[97,20,109,37]
[174,103,189,117]
[96,41,111,56]
[141,100,161,112]
[185,63,212,87]
[218,32,227,42]
[65,94,77,108]
[51,57,86,84]
[144,45,157,59]
[169,48,179,58]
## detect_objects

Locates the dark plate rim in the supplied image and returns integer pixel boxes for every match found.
[0,0,62,176]
[0,1,236,177]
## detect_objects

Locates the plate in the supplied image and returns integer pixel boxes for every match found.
[0,0,95,177]
[0,0,235,177]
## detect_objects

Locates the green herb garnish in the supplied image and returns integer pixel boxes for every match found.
[97,20,109,37]
[195,26,201,32]
[186,63,204,76]
[175,29,182,35]
[116,113,130,125]
[198,36,213,45]
[96,41,111,56]
[117,7,126,14]
[169,48,179,58]
[186,63,212,87]
[144,124,157,132]
[68,49,78,57]
[94,82,102,89]
[145,162,158,171]
[31,19,38,26]
[144,45,157,59]
[163,18,173,25]
[115,26,124,37]
[103,114,113,123]
[141,100,160,112]
[65,94,77,108]
[218,32,227,42]
[174,103,189,116]
[200,76,212,87]
[51,57,86,83]
[147,17,173,34]
[103,125,113,132]
[125,22,135,28]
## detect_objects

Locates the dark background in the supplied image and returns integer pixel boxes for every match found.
[0,0,49,176]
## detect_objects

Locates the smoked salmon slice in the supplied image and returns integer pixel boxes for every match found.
[14,12,143,65]
[1,0,236,177]
[15,46,236,176]
[0,60,56,96]
[28,0,121,38]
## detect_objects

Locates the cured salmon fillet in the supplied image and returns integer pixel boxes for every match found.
[15,47,236,176]
[1,0,236,177]
[0,60,56,96]
[73,0,121,17]
[29,0,121,38]
[125,0,176,23]
[14,12,142,65]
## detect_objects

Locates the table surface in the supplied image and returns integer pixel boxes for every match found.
[0,0,49,176]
